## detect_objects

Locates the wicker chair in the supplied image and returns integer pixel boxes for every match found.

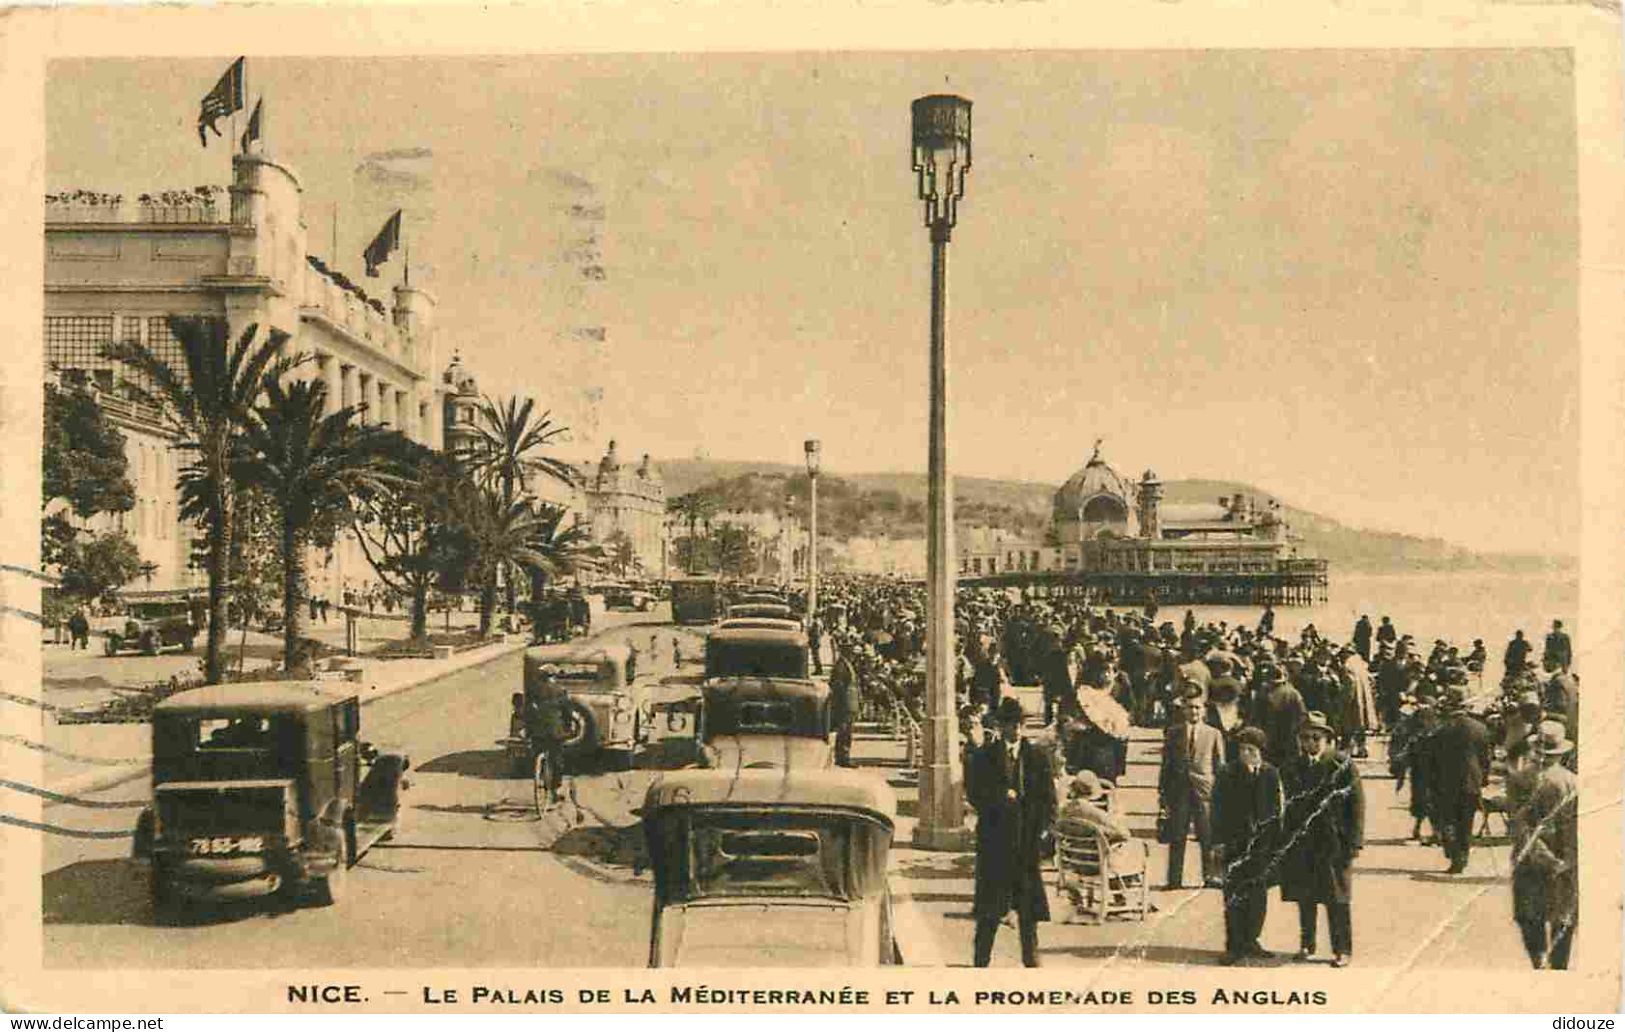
[1054,823,1151,924]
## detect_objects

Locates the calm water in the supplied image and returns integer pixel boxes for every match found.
[1161,570,1578,660]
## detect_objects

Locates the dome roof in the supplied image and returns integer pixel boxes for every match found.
[442,351,477,394]
[1053,445,1135,520]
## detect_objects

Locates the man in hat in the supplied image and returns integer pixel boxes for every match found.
[1213,726,1282,964]
[1509,721,1579,969]
[967,697,1056,967]
[1352,615,1373,663]
[1421,685,1491,874]
[523,666,574,801]
[1389,682,1440,843]
[828,636,861,768]
[1159,690,1226,889]
[1503,630,1532,685]
[1252,666,1308,772]
[1279,712,1364,968]
[1542,619,1572,673]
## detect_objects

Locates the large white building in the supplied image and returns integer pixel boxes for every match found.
[45,151,445,598]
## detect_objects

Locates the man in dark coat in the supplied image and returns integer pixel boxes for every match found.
[1542,620,1572,673]
[1510,722,1579,969]
[1252,670,1308,772]
[1212,726,1282,964]
[1159,693,1226,889]
[1503,630,1531,683]
[828,638,860,767]
[1279,712,1364,967]
[1352,615,1373,663]
[967,697,1056,967]
[1421,685,1492,874]
[1375,616,1397,649]
[1389,685,1440,843]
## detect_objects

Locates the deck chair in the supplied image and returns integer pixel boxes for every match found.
[1053,825,1150,924]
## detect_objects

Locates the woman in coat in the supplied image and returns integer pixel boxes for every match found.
[1278,712,1365,968]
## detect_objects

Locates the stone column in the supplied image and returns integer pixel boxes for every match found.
[396,388,412,441]
[340,364,356,414]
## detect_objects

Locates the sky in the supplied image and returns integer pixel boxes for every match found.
[45,50,1579,555]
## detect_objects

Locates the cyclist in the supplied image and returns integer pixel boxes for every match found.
[524,666,573,802]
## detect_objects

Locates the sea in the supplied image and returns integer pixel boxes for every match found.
[1152,570,1579,661]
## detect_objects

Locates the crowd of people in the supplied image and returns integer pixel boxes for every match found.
[812,573,1581,971]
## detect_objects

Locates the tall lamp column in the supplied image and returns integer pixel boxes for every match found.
[804,440,821,633]
[910,94,973,849]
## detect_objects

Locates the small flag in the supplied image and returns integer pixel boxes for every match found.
[197,57,246,147]
[239,98,262,154]
[364,210,403,277]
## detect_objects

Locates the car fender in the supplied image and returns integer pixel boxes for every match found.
[131,807,156,861]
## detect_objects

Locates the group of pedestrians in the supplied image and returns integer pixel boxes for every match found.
[810,574,1580,971]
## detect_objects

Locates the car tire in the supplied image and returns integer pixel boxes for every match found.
[561,702,595,763]
[140,631,158,656]
[104,635,121,656]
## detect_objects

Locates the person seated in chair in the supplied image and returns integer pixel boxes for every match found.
[1057,769,1131,845]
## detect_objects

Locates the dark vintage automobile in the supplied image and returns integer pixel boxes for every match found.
[641,766,909,966]
[726,603,796,622]
[514,642,649,770]
[700,625,830,771]
[104,598,199,656]
[131,682,409,920]
[601,581,653,612]
[669,577,721,625]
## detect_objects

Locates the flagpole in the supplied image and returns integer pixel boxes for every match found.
[403,216,411,288]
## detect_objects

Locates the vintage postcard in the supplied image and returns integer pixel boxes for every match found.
[1,0,1621,1016]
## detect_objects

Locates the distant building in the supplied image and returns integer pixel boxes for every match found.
[581,441,667,576]
[960,444,1326,604]
[44,152,444,599]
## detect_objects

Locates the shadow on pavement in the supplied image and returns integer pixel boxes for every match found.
[43,859,147,926]
[552,822,647,873]
[1047,942,1222,966]
[893,854,975,881]
[416,749,514,780]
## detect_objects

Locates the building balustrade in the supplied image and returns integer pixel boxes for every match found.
[46,189,227,225]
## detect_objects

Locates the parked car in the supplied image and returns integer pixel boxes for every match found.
[131,682,410,921]
[669,577,721,625]
[523,641,650,769]
[104,598,198,656]
[641,766,902,966]
[601,582,653,612]
[700,625,829,770]
[726,603,795,622]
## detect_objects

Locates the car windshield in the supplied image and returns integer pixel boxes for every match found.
[707,643,807,679]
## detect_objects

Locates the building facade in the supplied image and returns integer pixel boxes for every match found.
[581,441,666,577]
[45,152,446,598]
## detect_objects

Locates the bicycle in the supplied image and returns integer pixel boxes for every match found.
[531,740,561,816]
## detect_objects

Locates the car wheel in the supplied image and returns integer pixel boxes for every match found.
[104,635,121,656]
[561,702,596,763]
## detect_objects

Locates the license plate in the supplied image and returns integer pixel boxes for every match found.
[187,836,264,856]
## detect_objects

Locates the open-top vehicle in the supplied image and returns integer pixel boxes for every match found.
[641,765,903,966]
[132,682,410,920]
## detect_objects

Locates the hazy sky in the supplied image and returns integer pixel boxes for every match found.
[46,50,1578,555]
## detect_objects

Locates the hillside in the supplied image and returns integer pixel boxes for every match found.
[654,460,1573,575]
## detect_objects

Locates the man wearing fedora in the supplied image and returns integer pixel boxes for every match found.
[1213,726,1282,965]
[1159,690,1226,889]
[1252,665,1308,773]
[967,697,1056,967]
[1279,711,1364,968]
[1421,681,1492,875]
[1510,720,1579,969]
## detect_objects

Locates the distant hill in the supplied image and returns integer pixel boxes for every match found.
[654,460,1574,575]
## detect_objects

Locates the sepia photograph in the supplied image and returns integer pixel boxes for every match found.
[2,0,1622,1016]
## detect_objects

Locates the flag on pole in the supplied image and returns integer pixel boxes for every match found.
[197,57,246,146]
[239,98,262,154]
[364,210,403,277]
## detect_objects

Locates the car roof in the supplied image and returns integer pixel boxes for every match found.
[708,626,808,647]
[525,641,633,664]
[643,765,897,818]
[156,681,354,715]
[718,618,804,632]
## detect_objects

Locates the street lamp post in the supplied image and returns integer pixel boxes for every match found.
[910,94,973,850]
[804,439,821,631]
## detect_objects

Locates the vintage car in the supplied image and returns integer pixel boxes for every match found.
[726,603,796,622]
[104,598,199,656]
[641,766,904,966]
[669,577,721,625]
[601,581,653,612]
[131,682,409,920]
[521,641,649,769]
[701,626,830,771]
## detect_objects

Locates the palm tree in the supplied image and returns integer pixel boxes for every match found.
[233,376,392,670]
[104,317,299,684]
[666,490,717,574]
[525,503,602,593]
[467,490,576,636]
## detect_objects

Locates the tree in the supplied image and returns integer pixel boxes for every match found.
[666,491,718,574]
[522,503,602,596]
[353,436,476,642]
[105,317,299,684]
[43,382,135,518]
[605,529,636,578]
[233,376,391,669]
[711,523,759,579]
[55,529,144,602]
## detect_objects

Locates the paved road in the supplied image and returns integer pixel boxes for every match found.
[41,612,708,969]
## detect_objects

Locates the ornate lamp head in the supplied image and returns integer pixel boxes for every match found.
[804,438,822,476]
[911,94,972,229]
